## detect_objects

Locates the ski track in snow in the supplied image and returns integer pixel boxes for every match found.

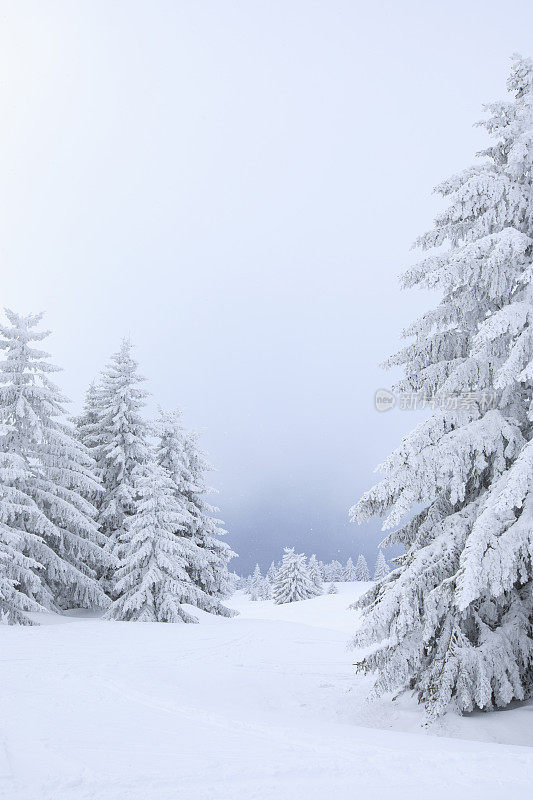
[1,582,532,800]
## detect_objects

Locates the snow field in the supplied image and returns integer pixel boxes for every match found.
[0,582,531,800]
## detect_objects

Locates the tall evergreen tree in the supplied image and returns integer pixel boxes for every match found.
[155,409,236,616]
[0,311,106,614]
[351,56,533,715]
[272,548,315,604]
[88,340,151,592]
[105,461,224,623]
[354,554,370,582]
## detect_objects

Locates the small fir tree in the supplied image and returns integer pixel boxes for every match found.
[272,548,315,604]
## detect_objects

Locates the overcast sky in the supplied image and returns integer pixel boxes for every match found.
[1,1,532,573]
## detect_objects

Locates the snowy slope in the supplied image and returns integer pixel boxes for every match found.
[0,582,531,800]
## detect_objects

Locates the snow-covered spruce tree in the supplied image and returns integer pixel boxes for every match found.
[327,581,338,595]
[272,548,315,604]
[308,553,324,595]
[249,563,263,601]
[0,311,107,613]
[354,554,370,582]
[373,551,390,581]
[89,340,151,593]
[106,460,227,623]
[343,557,358,581]
[351,56,533,716]
[155,409,236,616]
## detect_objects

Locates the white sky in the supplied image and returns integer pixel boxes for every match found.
[1,0,532,572]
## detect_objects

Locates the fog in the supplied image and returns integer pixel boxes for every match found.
[2,0,532,572]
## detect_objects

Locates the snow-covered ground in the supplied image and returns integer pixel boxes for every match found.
[1,582,532,799]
